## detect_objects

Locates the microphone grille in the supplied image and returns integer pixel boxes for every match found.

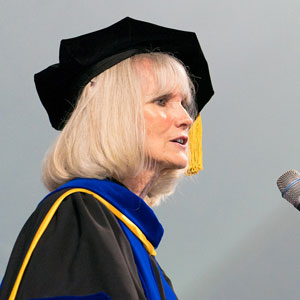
[277,169,300,207]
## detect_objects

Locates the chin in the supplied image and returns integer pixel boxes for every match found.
[161,158,188,170]
[150,153,188,171]
[172,154,189,169]
[174,162,188,170]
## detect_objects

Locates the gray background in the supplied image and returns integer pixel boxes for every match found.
[0,1,299,299]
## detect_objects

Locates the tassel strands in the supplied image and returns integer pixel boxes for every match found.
[186,114,203,175]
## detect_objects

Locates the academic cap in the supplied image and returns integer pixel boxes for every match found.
[34,17,214,174]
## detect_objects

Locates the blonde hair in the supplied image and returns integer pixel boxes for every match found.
[42,52,196,206]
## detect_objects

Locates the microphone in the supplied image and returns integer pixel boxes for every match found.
[277,169,300,211]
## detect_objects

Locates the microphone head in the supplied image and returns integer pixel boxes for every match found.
[277,169,300,207]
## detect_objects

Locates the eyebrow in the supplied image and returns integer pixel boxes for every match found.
[151,93,173,102]
[150,92,191,106]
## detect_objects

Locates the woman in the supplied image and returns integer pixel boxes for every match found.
[0,17,214,300]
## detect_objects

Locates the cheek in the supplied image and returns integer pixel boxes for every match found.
[144,109,172,135]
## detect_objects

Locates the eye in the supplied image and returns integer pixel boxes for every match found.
[154,96,168,107]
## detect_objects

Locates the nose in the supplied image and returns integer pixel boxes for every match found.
[174,105,193,129]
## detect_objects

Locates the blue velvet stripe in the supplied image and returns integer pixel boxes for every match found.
[28,291,111,299]
[43,178,163,248]
[156,261,177,300]
[118,221,162,300]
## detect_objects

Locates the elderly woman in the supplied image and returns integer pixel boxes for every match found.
[0,17,213,300]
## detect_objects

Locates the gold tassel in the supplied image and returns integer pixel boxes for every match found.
[185,114,203,175]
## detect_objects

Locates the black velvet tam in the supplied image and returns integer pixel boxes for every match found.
[34,17,214,130]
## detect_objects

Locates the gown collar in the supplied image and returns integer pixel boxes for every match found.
[52,178,164,249]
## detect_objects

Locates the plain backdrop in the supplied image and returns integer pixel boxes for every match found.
[0,1,300,299]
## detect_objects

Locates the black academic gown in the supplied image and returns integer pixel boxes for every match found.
[0,178,177,300]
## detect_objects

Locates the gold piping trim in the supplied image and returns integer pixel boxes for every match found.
[9,188,156,300]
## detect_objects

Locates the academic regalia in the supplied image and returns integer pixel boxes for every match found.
[1,16,215,300]
[0,178,177,300]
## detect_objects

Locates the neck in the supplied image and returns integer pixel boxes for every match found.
[121,169,160,200]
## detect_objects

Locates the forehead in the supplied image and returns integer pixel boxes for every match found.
[137,59,156,94]
[134,55,193,101]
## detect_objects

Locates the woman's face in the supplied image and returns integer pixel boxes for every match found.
[141,61,193,171]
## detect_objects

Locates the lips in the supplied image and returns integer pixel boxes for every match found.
[170,136,188,145]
